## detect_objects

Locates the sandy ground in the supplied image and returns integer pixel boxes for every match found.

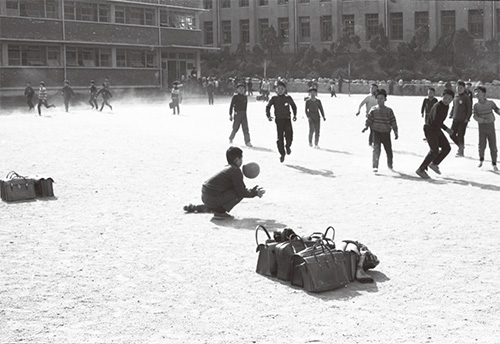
[1,92,499,344]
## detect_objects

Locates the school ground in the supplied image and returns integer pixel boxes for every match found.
[1,92,499,343]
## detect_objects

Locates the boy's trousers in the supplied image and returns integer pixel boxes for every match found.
[419,125,451,171]
[478,122,498,164]
[201,187,242,212]
[450,121,468,153]
[229,111,251,144]
[308,117,321,145]
[275,118,293,156]
[372,131,393,169]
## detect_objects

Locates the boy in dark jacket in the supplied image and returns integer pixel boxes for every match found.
[97,84,113,111]
[24,82,35,110]
[416,89,455,179]
[305,87,326,148]
[89,80,98,110]
[61,80,75,112]
[266,80,297,162]
[183,147,265,220]
[449,80,472,157]
[229,82,252,147]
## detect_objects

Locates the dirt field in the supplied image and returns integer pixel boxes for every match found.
[1,92,499,343]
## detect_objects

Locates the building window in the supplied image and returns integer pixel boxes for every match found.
[299,16,310,42]
[414,12,428,33]
[46,0,58,18]
[365,13,379,40]
[468,9,484,39]
[78,3,95,21]
[20,0,44,18]
[239,0,249,7]
[298,0,310,3]
[116,49,127,67]
[278,17,289,43]
[6,0,59,18]
[203,0,212,9]
[64,2,75,20]
[497,9,500,36]
[98,4,110,23]
[342,14,355,35]
[8,45,21,65]
[47,46,60,66]
[99,49,111,67]
[258,18,269,42]
[258,0,268,5]
[8,45,59,66]
[441,10,455,37]
[221,0,230,8]
[278,0,289,4]
[66,47,78,66]
[160,10,195,29]
[240,19,250,44]
[320,15,332,41]
[204,21,214,44]
[6,0,19,16]
[115,6,125,23]
[222,20,232,44]
[390,12,403,40]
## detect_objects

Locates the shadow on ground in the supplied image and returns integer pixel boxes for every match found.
[285,164,335,178]
[391,171,500,191]
[211,217,288,230]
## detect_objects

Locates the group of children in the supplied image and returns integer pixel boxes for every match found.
[24,78,113,115]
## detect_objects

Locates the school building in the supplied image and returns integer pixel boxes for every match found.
[200,0,500,53]
[0,0,214,92]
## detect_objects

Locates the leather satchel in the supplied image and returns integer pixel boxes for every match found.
[1,171,36,202]
[304,226,336,248]
[291,241,350,292]
[34,177,55,198]
[255,225,278,277]
[275,234,309,281]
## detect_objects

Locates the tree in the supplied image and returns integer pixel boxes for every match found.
[369,24,389,56]
[260,25,283,60]
[452,29,476,67]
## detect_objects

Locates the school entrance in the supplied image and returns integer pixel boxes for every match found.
[161,52,196,88]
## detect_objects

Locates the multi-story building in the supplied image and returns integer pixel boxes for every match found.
[200,0,500,53]
[0,0,215,91]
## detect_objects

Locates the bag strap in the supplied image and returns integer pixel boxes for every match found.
[255,224,271,247]
[324,226,335,241]
[311,240,336,263]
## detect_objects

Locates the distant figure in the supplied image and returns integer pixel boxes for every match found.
[103,77,110,89]
[191,68,197,78]
[37,81,56,116]
[356,83,378,146]
[421,88,438,120]
[246,78,253,96]
[60,80,75,112]
[305,87,326,148]
[207,78,215,105]
[97,83,113,111]
[328,81,337,97]
[338,77,343,93]
[362,89,398,173]
[170,81,180,114]
[260,78,271,101]
[89,80,98,110]
[24,82,35,111]
[388,79,394,95]
[465,81,473,103]
[444,80,452,91]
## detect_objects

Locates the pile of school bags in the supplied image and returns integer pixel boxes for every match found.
[1,171,55,202]
[255,225,379,292]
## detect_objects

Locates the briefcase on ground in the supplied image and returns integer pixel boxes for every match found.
[34,177,55,198]
[255,225,278,277]
[1,171,36,202]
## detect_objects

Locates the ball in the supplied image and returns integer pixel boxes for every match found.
[242,162,260,179]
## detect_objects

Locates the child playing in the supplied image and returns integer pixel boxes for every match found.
[60,80,75,112]
[24,82,35,111]
[421,88,438,120]
[183,146,265,220]
[229,82,252,147]
[96,83,113,111]
[356,83,378,146]
[329,81,337,97]
[266,80,297,162]
[472,86,499,171]
[362,89,398,173]
[305,87,326,148]
[171,81,180,115]
[416,89,455,179]
[37,81,56,116]
[89,80,98,110]
[449,80,472,157]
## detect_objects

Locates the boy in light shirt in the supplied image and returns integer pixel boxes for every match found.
[473,86,500,171]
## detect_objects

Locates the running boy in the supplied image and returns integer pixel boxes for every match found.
[356,83,378,146]
[449,80,472,157]
[305,87,326,148]
[362,89,398,173]
[37,81,56,116]
[416,89,455,179]
[96,83,113,111]
[60,80,75,112]
[24,82,35,111]
[473,86,500,171]
[183,146,265,220]
[266,80,297,162]
[229,82,252,147]
[89,80,98,110]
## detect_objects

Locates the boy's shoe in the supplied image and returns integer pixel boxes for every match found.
[372,168,378,173]
[416,168,430,179]
[212,212,234,220]
[428,163,441,174]
[280,154,285,163]
[309,142,313,147]
[229,139,233,144]
[286,146,291,155]
[183,204,196,213]
[245,143,253,147]
[478,161,483,168]
[314,145,319,149]
[493,165,498,172]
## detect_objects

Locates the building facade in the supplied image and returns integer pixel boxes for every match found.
[0,0,214,91]
[200,0,500,53]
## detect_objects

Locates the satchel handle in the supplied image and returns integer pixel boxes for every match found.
[324,226,335,241]
[288,234,307,254]
[311,240,336,263]
[255,224,271,246]
[6,171,27,180]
